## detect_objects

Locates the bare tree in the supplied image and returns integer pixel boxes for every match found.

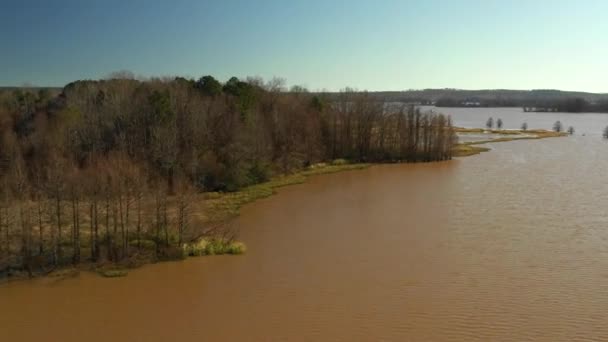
[553,121,563,132]
[67,165,81,264]
[0,76,459,274]
[496,118,503,130]
[175,176,196,246]
[486,117,494,130]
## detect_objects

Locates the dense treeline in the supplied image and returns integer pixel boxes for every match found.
[367,89,608,110]
[435,97,519,108]
[435,95,608,113]
[437,96,608,112]
[0,75,456,276]
[522,97,608,113]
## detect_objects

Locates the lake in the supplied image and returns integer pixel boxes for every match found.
[423,106,608,136]
[2,108,608,341]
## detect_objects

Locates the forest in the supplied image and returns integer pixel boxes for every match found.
[0,75,456,277]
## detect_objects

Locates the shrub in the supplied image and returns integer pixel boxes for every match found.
[226,241,247,255]
[184,239,208,256]
[331,159,348,165]
[247,161,272,184]
[205,239,226,255]
[183,238,247,256]
[158,246,186,261]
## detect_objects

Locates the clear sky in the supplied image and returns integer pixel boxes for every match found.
[2,0,608,92]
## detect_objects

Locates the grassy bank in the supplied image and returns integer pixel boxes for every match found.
[202,160,370,226]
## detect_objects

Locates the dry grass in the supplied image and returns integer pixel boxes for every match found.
[453,128,567,157]
[455,127,522,135]
[454,127,486,133]
[184,238,247,256]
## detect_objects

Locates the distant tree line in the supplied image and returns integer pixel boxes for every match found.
[436,97,519,108]
[0,75,456,275]
[434,95,608,113]
[366,89,608,111]
[523,98,594,113]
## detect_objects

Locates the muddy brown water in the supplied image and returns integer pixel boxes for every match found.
[3,134,608,341]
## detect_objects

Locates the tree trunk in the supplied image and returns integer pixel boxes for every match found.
[155,195,161,257]
[105,196,110,261]
[136,194,141,250]
[112,203,118,261]
[19,203,32,277]
[90,203,95,261]
[163,199,169,247]
[37,201,44,255]
[118,193,125,258]
[72,197,80,264]
[0,205,4,256]
[125,194,130,257]
[93,200,99,261]
[55,196,62,264]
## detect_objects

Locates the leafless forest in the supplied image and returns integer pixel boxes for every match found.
[0,75,456,276]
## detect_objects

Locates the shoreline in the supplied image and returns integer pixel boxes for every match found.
[1,129,566,283]
[0,161,371,284]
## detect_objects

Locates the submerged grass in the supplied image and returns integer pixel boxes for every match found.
[97,268,129,278]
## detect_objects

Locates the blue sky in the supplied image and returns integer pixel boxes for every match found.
[1,0,608,91]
